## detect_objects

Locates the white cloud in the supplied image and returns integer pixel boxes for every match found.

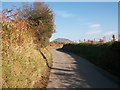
[55,10,75,18]
[85,22,93,25]
[89,23,101,30]
[86,23,101,35]
[103,31,115,36]
[86,30,101,35]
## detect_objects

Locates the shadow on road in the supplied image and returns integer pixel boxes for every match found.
[49,48,119,88]
[52,67,72,72]
[50,48,92,88]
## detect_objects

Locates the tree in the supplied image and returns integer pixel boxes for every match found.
[21,2,55,48]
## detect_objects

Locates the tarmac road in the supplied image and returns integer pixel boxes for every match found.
[47,49,119,88]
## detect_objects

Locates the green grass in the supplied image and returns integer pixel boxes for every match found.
[62,42,120,77]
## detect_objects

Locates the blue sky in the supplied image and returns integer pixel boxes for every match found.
[2,2,118,41]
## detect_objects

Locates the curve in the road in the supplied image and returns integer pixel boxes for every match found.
[47,49,119,88]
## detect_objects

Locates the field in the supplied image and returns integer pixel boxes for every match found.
[62,42,120,77]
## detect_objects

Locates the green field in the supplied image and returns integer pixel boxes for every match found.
[62,42,120,77]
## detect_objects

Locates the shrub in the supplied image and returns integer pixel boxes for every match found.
[21,2,55,48]
[1,2,54,88]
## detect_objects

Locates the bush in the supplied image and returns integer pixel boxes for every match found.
[21,2,55,48]
[1,2,54,88]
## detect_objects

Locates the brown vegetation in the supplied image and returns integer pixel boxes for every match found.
[1,2,54,88]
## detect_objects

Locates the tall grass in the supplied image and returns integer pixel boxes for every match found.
[62,42,120,77]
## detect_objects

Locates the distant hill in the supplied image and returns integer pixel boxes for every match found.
[52,38,73,43]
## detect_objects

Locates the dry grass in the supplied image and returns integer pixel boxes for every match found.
[1,8,53,88]
[2,43,52,88]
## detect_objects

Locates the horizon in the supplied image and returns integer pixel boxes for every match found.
[2,2,119,42]
[47,2,118,42]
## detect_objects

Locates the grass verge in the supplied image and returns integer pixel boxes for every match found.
[2,43,52,88]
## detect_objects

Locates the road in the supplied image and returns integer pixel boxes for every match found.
[47,49,119,88]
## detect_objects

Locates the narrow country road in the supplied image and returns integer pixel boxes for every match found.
[47,49,119,88]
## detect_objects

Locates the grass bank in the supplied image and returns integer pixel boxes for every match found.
[2,43,52,88]
[62,42,120,77]
[1,2,54,88]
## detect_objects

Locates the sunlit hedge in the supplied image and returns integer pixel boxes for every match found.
[1,2,54,88]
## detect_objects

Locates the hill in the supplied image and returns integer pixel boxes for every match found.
[53,38,73,43]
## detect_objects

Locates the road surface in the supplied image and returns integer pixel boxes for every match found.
[47,49,119,88]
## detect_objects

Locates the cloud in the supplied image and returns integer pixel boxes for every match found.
[89,23,101,30]
[86,23,101,35]
[55,10,75,18]
[86,30,101,35]
[103,31,115,36]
